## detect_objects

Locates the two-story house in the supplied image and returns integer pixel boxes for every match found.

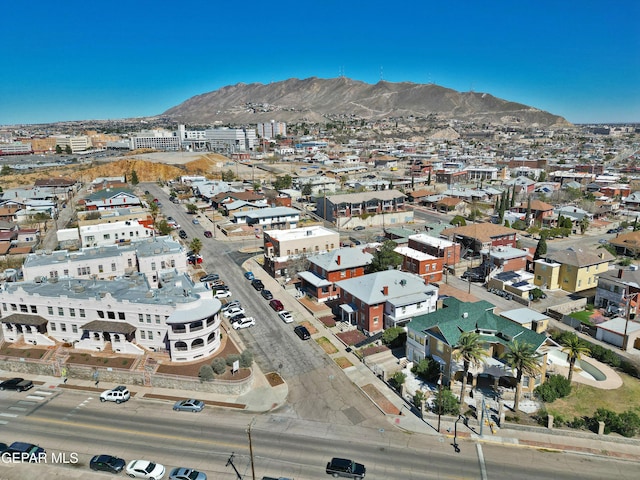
[534,247,615,293]
[440,223,518,256]
[594,266,640,316]
[407,233,462,266]
[336,270,438,334]
[394,246,444,283]
[298,247,373,302]
[316,190,412,229]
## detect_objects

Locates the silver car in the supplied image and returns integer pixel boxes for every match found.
[169,467,207,480]
[173,399,205,412]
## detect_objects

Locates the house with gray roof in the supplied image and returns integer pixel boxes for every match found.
[316,190,412,229]
[406,297,552,397]
[336,270,438,334]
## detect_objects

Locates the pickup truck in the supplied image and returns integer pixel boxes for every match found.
[325,457,366,479]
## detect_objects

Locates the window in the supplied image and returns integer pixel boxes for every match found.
[20,304,28,313]
[373,317,379,324]
[170,260,175,268]
[61,324,67,332]
[340,271,346,278]
[63,269,69,276]
[79,309,86,318]
[1,303,5,311]
[111,263,116,272]
[140,331,146,339]
[155,315,160,324]
[107,311,115,320]
[148,331,153,340]
[58,307,64,316]
[47,306,54,315]
[118,312,125,320]
[151,262,156,271]
[72,325,78,334]
[98,264,104,273]
[97,311,105,318]
[138,314,144,323]
[146,314,151,323]
[51,323,56,331]
[30,305,37,314]
[103,234,110,240]
[69,308,76,317]
[160,261,166,269]
[127,258,133,267]
[49,270,58,278]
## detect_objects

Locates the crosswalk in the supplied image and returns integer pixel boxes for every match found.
[0,387,58,424]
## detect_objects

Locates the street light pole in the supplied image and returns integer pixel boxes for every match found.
[247,418,256,480]
[437,371,443,432]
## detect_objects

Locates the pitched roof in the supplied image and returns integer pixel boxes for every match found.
[307,247,373,272]
[408,297,548,349]
[336,270,437,305]
[436,197,464,207]
[547,247,614,267]
[523,199,554,211]
[440,223,518,243]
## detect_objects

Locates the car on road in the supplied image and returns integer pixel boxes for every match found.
[6,442,46,461]
[223,306,245,318]
[169,467,207,480]
[187,254,203,265]
[90,454,126,474]
[353,226,365,231]
[244,271,255,280]
[214,290,232,299]
[178,230,188,239]
[173,399,205,412]
[100,385,130,404]
[199,273,220,283]
[232,317,256,330]
[278,310,294,323]
[251,278,264,291]
[294,325,311,340]
[192,218,200,225]
[598,239,608,244]
[126,459,166,480]
[261,289,273,300]
[0,377,34,391]
[204,230,212,238]
[325,457,366,479]
[269,299,284,312]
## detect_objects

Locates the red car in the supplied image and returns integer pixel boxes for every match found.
[204,230,212,238]
[269,299,284,312]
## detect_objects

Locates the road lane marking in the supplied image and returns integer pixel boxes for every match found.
[0,413,18,418]
[476,443,487,480]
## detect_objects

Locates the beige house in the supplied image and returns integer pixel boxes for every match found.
[534,248,614,293]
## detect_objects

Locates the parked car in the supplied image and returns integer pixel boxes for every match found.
[232,317,256,330]
[199,273,220,283]
[6,442,46,461]
[204,230,212,238]
[607,228,617,234]
[244,271,255,280]
[90,454,126,474]
[221,301,241,312]
[214,290,232,299]
[278,310,294,324]
[462,271,484,282]
[126,459,166,480]
[173,399,205,412]
[223,306,245,318]
[187,254,203,265]
[325,457,366,479]
[169,467,207,480]
[229,313,247,324]
[178,230,188,239]
[100,385,130,404]
[261,289,274,300]
[294,325,310,340]
[353,226,365,231]
[0,377,34,391]
[251,278,264,291]
[269,299,284,312]
[192,218,200,225]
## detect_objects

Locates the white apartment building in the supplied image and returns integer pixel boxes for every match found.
[130,130,180,151]
[0,142,32,155]
[0,271,223,362]
[204,127,256,153]
[257,121,287,139]
[78,219,154,248]
[54,135,92,153]
[22,236,187,288]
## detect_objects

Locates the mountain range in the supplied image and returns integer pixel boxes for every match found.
[163,77,570,128]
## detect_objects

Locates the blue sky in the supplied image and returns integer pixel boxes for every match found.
[1,0,638,125]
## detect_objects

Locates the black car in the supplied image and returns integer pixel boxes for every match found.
[6,442,46,462]
[261,289,273,300]
[462,271,484,282]
[294,325,311,340]
[90,454,126,474]
[325,457,366,479]
[251,279,265,291]
[0,377,34,391]
[179,230,188,239]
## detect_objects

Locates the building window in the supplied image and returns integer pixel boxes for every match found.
[103,234,110,240]
[69,308,76,317]
[140,331,146,339]
[79,309,86,318]
[127,258,133,267]
[107,311,115,320]
[20,304,28,313]
[30,305,37,313]
[60,324,67,332]
[118,312,125,320]
[63,269,69,276]
[139,314,144,323]
[151,262,156,271]
[148,331,154,340]
[51,323,56,331]
[97,311,105,318]
[72,325,78,334]
[146,314,151,323]
[58,307,64,316]
[111,263,117,272]
[155,315,160,324]
[98,264,104,273]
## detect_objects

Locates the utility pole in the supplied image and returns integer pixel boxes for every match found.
[247,418,256,480]
[437,371,443,432]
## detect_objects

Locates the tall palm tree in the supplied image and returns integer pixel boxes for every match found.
[501,340,540,413]
[562,336,590,383]
[453,332,487,413]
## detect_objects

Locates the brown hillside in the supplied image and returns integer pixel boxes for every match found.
[183,154,229,175]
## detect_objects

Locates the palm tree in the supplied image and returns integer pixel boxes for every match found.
[561,336,590,383]
[501,340,540,412]
[453,332,488,413]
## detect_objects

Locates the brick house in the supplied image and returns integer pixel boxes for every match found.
[407,233,462,266]
[440,223,518,255]
[394,246,444,283]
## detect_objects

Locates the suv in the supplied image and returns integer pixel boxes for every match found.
[100,385,130,404]
[326,458,366,479]
[251,279,265,291]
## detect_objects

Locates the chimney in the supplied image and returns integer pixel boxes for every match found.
[383,285,389,296]
[618,268,624,279]
[336,255,341,266]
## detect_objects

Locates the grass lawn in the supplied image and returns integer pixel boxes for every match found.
[568,310,594,325]
[334,357,353,369]
[546,371,640,418]
[316,337,338,354]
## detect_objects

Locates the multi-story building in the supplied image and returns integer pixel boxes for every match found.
[77,220,154,248]
[298,247,373,302]
[534,247,614,293]
[316,190,412,228]
[407,233,462,266]
[0,142,33,155]
[263,226,340,278]
[336,270,438,333]
[54,135,92,153]
[440,223,518,255]
[22,236,186,288]
[204,127,256,153]
[0,271,223,363]
[394,246,444,283]
[594,266,640,316]
[231,206,300,229]
[130,130,180,151]
[257,121,286,139]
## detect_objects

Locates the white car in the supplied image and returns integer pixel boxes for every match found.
[278,310,294,323]
[221,301,241,313]
[99,385,130,404]
[232,317,256,330]
[214,290,232,299]
[125,459,166,479]
[223,306,245,318]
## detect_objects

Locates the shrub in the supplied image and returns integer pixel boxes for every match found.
[413,390,426,409]
[432,388,459,415]
[590,408,621,434]
[617,411,640,437]
[391,371,406,390]
[239,350,254,368]
[225,354,241,367]
[620,359,640,378]
[411,358,441,383]
[382,326,406,348]
[566,416,587,430]
[211,358,227,375]
[199,365,214,381]
[535,374,571,403]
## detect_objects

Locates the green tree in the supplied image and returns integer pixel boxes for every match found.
[537,171,547,182]
[391,371,406,394]
[382,326,406,348]
[273,174,293,190]
[65,145,72,154]
[55,145,62,154]
[239,350,254,368]
[367,240,402,273]
[211,358,226,375]
[450,215,466,227]
[199,364,214,381]
[130,170,139,185]
[411,358,441,383]
[0,165,12,176]
[453,332,488,413]
[579,217,589,235]
[525,197,532,226]
[427,170,432,186]
[501,340,541,413]
[148,201,159,226]
[186,203,198,214]
[504,219,511,228]
[510,185,516,207]
[302,182,313,199]
[189,238,203,255]
[433,387,459,415]
[561,336,590,383]
[533,236,547,260]
[221,169,235,182]
[155,219,173,235]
